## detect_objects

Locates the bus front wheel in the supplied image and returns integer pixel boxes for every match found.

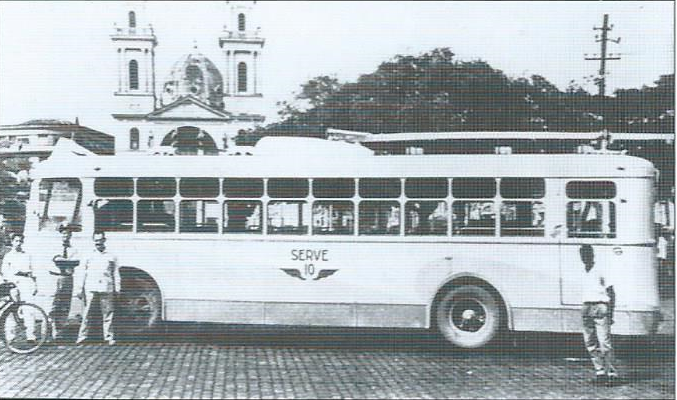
[118,283,162,339]
[436,285,500,349]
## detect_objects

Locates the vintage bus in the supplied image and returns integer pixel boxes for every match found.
[23,137,661,348]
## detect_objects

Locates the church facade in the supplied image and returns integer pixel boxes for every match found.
[110,2,265,155]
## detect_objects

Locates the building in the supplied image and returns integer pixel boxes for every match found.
[111,2,265,155]
[0,119,114,159]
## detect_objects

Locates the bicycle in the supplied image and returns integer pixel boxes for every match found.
[0,282,50,354]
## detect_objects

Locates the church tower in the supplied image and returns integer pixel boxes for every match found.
[111,4,157,114]
[219,1,265,117]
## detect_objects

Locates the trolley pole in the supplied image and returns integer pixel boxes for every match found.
[585,14,621,97]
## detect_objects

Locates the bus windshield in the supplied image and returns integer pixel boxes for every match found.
[38,178,82,232]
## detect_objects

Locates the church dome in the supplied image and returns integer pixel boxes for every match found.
[162,52,224,110]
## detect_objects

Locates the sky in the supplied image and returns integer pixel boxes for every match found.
[0,1,673,132]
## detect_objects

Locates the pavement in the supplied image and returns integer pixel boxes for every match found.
[0,324,673,399]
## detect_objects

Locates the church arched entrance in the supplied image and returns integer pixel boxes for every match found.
[161,126,219,155]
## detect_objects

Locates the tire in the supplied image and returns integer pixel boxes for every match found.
[0,302,50,354]
[117,284,162,340]
[436,285,501,349]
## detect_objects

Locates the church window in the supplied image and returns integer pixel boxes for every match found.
[130,128,140,150]
[129,60,139,90]
[238,13,246,31]
[238,62,247,93]
[129,11,136,28]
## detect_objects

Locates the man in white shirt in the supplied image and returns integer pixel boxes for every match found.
[0,233,38,342]
[579,244,618,386]
[76,232,120,346]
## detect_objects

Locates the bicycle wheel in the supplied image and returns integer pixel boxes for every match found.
[0,302,50,354]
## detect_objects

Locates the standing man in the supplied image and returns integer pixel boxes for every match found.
[49,224,80,343]
[0,233,38,342]
[76,231,120,346]
[579,244,619,385]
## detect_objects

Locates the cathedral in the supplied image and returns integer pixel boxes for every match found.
[110,2,265,155]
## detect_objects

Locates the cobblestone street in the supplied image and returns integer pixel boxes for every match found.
[0,324,673,399]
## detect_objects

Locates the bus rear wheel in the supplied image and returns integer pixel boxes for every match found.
[436,285,500,349]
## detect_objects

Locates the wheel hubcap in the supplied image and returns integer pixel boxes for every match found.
[450,299,487,333]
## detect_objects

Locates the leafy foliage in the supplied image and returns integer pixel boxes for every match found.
[237,47,673,145]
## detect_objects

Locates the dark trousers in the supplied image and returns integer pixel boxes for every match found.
[50,274,73,340]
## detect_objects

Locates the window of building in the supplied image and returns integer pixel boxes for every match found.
[224,201,262,233]
[94,199,133,232]
[267,178,309,198]
[312,201,354,235]
[238,62,247,92]
[94,178,134,197]
[179,178,219,198]
[128,11,136,28]
[452,201,495,236]
[313,178,355,198]
[238,13,246,31]
[137,178,176,197]
[359,201,400,235]
[38,179,82,232]
[267,201,308,234]
[359,178,401,198]
[130,128,139,150]
[405,201,447,235]
[137,200,176,232]
[180,200,219,233]
[129,60,139,90]
[405,178,448,198]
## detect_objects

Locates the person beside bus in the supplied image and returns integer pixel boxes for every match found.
[0,233,38,342]
[579,244,619,385]
[76,232,120,346]
[49,224,80,343]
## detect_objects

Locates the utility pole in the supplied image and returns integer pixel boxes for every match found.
[584,14,621,97]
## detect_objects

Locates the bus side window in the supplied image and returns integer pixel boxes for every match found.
[267,201,308,234]
[359,201,400,235]
[312,201,354,235]
[224,201,262,233]
[405,201,447,236]
[500,201,545,237]
[137,200,176,232]
[451,178,496,236]
[567,201,616,238]
[498,178,545,237]
[452,201,495,236]
[180,200,219,233]
[94,199,133,232]
[565,180,617,239]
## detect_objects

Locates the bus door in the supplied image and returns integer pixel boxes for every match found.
[559,197,617,306]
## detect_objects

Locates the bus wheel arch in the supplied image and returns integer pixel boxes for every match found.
[118,267,163,337]
[432,276,510,349]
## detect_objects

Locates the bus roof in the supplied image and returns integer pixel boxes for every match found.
[33,137,656,179]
